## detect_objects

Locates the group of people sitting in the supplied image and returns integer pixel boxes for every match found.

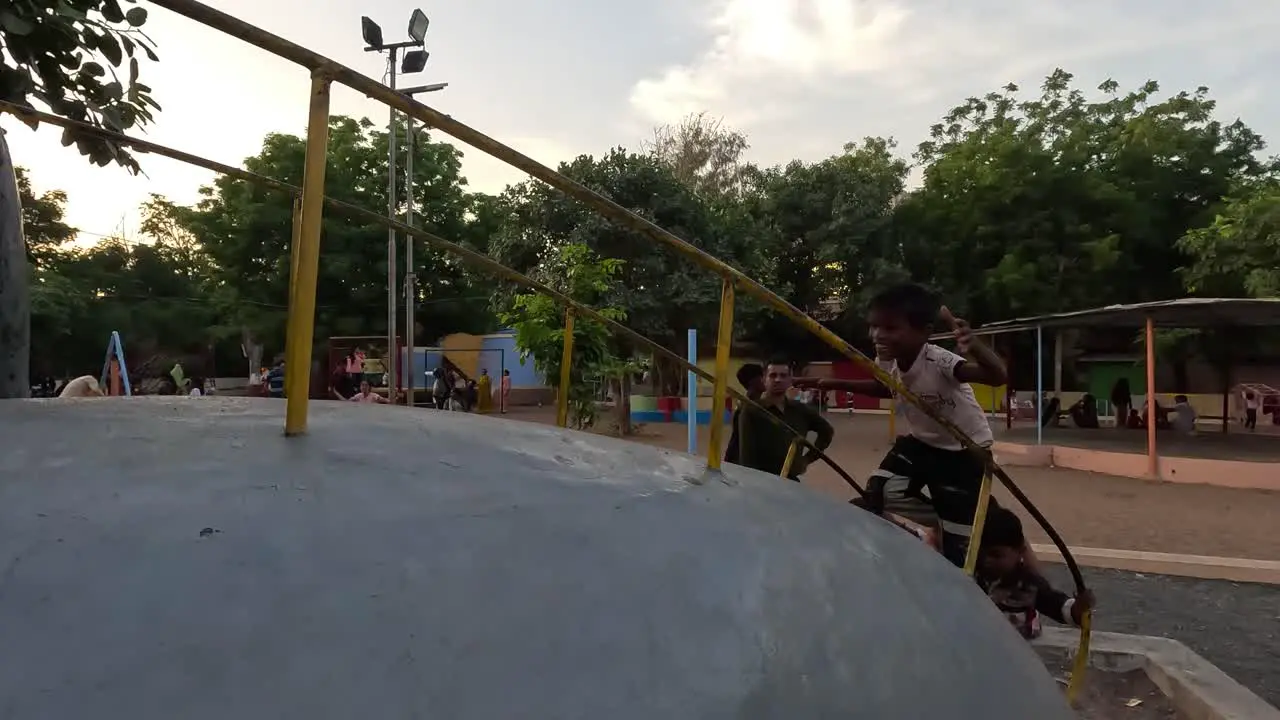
[1053,385,1202,435]
[32,371,210,398]
[725,282,1093,640]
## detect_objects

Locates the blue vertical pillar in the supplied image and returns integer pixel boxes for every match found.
[1035,325,1043,445]
[687,329,697,454]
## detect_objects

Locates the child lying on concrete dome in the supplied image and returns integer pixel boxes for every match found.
[978,506,1094,640]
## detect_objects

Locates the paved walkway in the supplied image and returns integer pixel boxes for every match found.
[502,408,1280,561]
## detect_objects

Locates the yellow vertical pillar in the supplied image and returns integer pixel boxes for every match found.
[556,309,575,428]
[779,440,799,479]
[706,279,735,469]
[283,72,332,437]
[962,471,993,576]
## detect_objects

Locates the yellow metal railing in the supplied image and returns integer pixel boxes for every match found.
[13,0,1094,700]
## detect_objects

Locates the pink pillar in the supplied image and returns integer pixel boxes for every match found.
[1145,317,1158,477]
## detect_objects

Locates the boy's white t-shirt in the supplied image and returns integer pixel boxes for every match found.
[884,343,993,450]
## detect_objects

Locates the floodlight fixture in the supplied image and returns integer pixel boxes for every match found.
[361,16,384,49]
[408,9,429,44]
[401,49,429,74]
[401,82,449,95]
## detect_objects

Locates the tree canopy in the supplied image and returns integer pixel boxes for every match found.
[2,0,162,171]
[18,68,1280,390]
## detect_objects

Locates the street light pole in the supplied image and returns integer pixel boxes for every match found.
[363,12,430,403]
[386,49,399,401]
[400,82,448,409]
[404,105,414,406]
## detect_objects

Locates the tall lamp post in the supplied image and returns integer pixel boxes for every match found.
[362,9,430,402]
[399,81,448,406]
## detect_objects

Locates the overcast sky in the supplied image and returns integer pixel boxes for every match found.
[5,0,1280,243]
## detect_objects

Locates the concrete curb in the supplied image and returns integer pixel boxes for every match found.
[1034,628,1280,720]
[1031,544,1280,585]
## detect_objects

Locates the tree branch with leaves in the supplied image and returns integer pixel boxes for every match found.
[499,244,632,431]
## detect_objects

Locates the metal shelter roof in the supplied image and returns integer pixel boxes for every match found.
[948,298,1280,338]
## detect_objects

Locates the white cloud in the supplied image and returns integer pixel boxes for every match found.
[631,0,915,126]
[628,0,1280,172]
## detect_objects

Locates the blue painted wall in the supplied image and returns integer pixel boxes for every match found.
[401,348,448,387]
[481,331,544,388]
[400,331,545,388]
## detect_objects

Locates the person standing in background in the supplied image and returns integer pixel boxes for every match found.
[1244,391,1260,431]
[266,360,286,399]
[477,369,493,413]
[738,359,834,481]
[1110,378,1131,430]
[500,369,512,413]
[724,363,765,465]
[345,347,366,391]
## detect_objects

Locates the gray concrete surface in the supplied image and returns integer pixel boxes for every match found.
[0,397,1074,719]
[1040,566,1280,709]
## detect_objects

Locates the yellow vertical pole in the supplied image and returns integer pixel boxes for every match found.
[283,72,332,437]
[706,278,735,469]
[556,309,575,428]
[285,194,302,394]
[779,440,799,479]
[962,471,993,576]
[1066,612,1093,705]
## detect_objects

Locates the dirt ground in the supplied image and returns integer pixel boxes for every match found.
[498,406,1280,561]
[1038,650,1181,719]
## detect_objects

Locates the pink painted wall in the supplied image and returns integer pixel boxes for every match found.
[994,442,1280,491]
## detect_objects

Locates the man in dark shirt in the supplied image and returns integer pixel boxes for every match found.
[739,359,834,481]
[266,361,286,399]
[724,363,765,465]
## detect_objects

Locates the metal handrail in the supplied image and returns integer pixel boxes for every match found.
[0,101,864,498]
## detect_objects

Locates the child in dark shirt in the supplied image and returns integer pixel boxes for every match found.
[724,363,765,464]
[978,506,1094,639]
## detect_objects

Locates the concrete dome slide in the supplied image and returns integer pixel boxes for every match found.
[0,397,1073,719]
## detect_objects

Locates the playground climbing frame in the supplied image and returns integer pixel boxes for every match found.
[5,0,1092,703]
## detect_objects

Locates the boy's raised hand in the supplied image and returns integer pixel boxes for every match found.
[939,306,972,355]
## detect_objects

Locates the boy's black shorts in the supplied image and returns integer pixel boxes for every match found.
[867,435,988,568]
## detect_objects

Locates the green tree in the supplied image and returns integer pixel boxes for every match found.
[906,69,1267,321]
[3,0,163,396]
[498,243,627,430]
[1178,182,1280,298]
[746,137,909,349]
[2,0,161,171]
[28,199,221,382]
[15,167,77,267]
[489,149,764,394]
[175,115,493,359]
